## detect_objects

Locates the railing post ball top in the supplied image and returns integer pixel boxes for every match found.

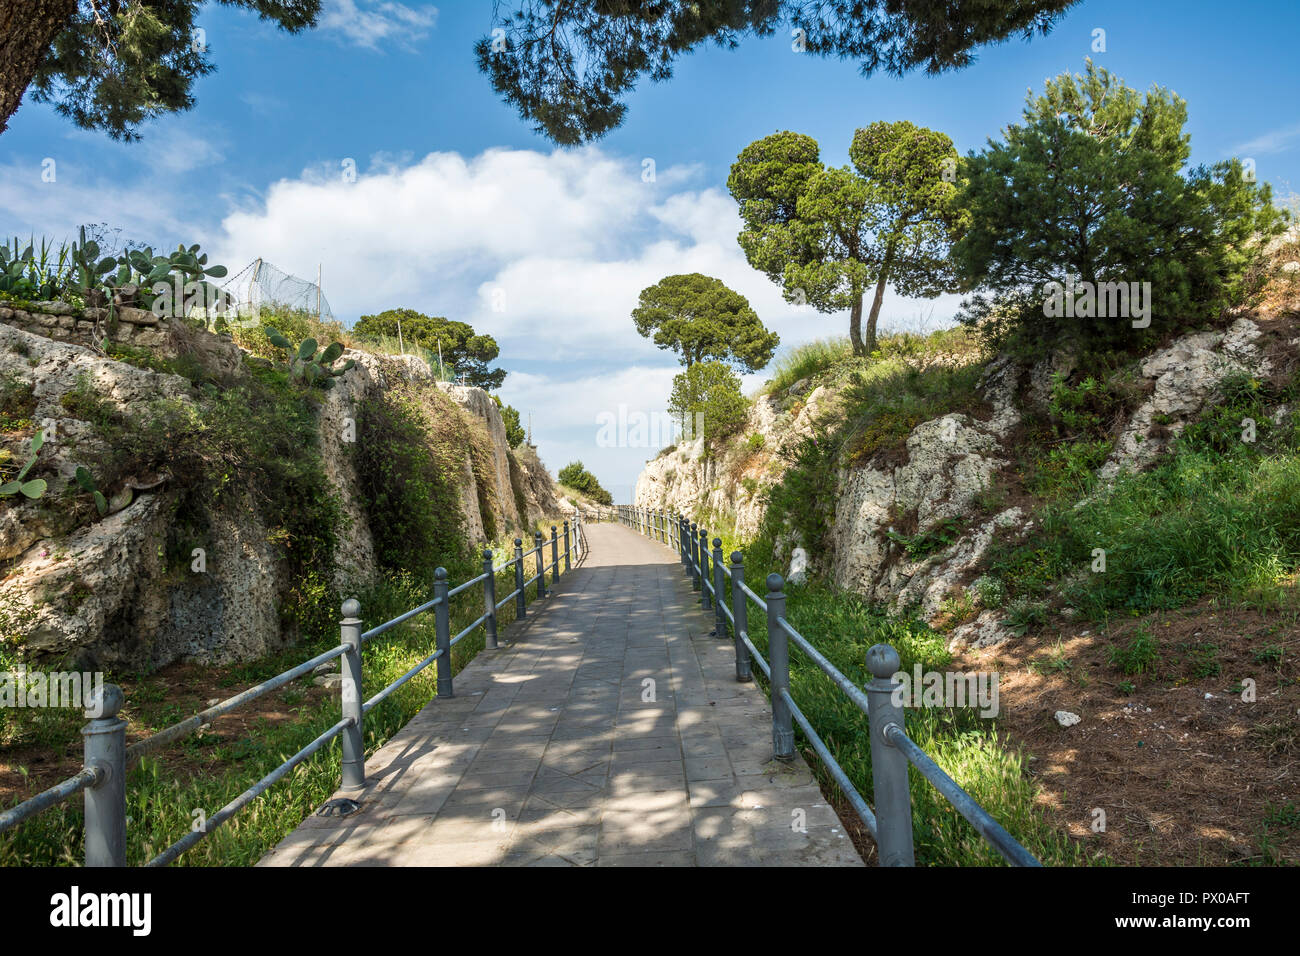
[728,552,752,682]
[81,682,127,867]
[711,538,726,635]
[433,567,453,698]
[513,538,527,617]
[764,572,796,763]
[338,597,365,792]
[865,642,916,867]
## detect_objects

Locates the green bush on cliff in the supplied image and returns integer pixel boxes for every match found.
[354,380,478,583]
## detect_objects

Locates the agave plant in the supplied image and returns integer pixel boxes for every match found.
[265,328,356,386]
[0,429,47,500]
[0,239,73,301]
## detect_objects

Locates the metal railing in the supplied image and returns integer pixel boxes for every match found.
[615,504,1040,867]
[0,514,587,867]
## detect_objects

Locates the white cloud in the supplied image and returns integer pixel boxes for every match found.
[319,1,439,51]
[1229,123,1300,157]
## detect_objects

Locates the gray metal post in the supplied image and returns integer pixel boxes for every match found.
[730,553,752,682]
[699,528,711,610]
[766,573,795,761]
[690,522,700,590]
[482,550,498,650]
[513,538,526,618]
[339,598,364,790]
[563,521,571,571]
[551,526,560,585]
[534,530,547,598]
[82,683,127,867]
[866,643,915,866]
[434,568,453,697]
[712,538,726,636]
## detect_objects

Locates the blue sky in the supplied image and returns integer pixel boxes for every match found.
[3,0,1298,501]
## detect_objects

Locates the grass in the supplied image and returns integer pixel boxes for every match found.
[0,544,568,866]
[988,375,1300,619]
[733,574,1086,866]
[683,513,1086,866]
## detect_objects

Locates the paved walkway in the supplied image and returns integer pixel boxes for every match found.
[260,523,862,867]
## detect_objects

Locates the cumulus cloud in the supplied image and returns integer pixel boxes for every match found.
[319,1,439,51]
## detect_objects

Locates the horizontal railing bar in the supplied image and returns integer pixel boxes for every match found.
[0,766,99,834]
[739,581,768,611]
[126,643,349,763]
[885,724,1041,867]
[361,596,442,643]
[363,647,445,714]
[720,602,734,625]
[446,573,487,599]
[777,617,872,716]
[495,588,519,610]
[146,715,355,867]
[451,611,489,646]
[739,631,770,679]
[780,688,878,839]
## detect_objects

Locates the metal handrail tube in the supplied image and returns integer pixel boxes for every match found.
[126,643,349,763]
[739,631,771,679]
[777,616,872,716]
[446,573,488,599]
[495,588,520,610]
[451,611,490,646]
[779,688,878,838]
[362,647,445,714]
[146,715,356,867]
[719,602,735,625]
[0,766,99,834]
[884,724,1042,867]
[361,596,443,643]
[738,580,768,611]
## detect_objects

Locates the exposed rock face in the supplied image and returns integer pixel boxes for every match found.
[632,320,1274,641]
[437,382,523,532]
[1099,317,1268,478]
[0,311,565,671]
[634,385,840,541]
[829,359,1021,616]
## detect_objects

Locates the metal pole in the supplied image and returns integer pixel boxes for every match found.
[339,598,364,790]
[534,531,547,598]
[866,643,915,866]
[563,520,571,571]
[690,522,700,590]
[551,526,560,586]
[82,683,127,867]
[699,528,711,610]
[730,553,752,682]
[766,573,795,762]
[680,516,688,569]
[514,538,526,618]
[434,568,453,698]
[482,550,498,649]
[712,538,726,637]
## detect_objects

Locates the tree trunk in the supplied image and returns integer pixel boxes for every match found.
[864,240,898,356]
[864,269,888,356]
[0,0,78,136]
[849,294,864,356]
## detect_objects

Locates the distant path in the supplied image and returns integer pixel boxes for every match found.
[260,523,862,866]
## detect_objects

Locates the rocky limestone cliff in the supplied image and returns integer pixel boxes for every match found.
[634,316,1287,649]
[0,302,566,671]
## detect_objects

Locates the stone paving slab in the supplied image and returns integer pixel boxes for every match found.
[259,523,863,867]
